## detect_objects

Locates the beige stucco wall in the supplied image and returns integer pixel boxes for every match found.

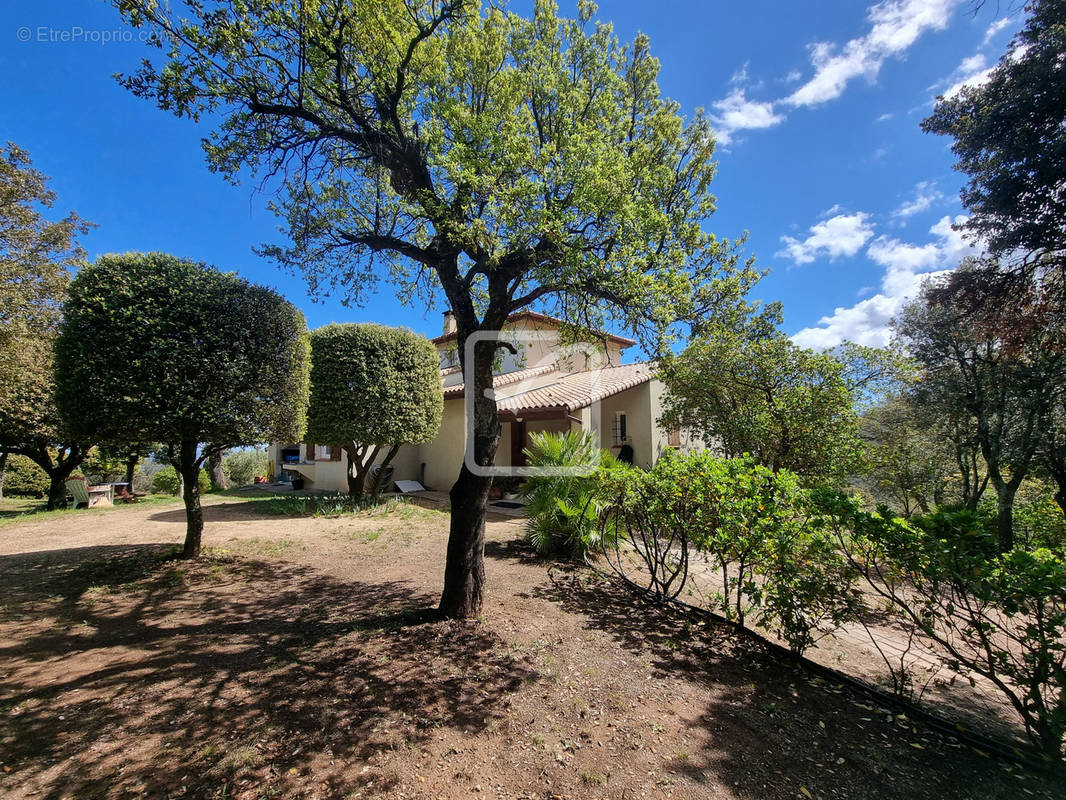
[267,440,423,493]
[596,381,654,468]
[417,397,467,490]
[436,316,627,378]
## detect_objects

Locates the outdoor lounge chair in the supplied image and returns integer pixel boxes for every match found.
[65,477,114,509]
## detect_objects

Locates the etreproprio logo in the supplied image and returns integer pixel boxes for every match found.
[463,329,605,478]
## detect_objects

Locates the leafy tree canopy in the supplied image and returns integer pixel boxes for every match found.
[56,253,310,449]
[116,0,754,344]
[55,252,311,555]
[0,143,94,508]
[893,264,1066,550]
[922,0,1066,266]
[658,327,868,483]
[306,323,443,496]
[307,323,442,450]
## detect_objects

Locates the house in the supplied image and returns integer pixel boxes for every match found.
[267,311,697,492]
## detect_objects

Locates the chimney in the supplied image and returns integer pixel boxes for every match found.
[442,310,457,336]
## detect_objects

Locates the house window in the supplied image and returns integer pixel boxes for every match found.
[668,428,681,448]
[611,411,628,445]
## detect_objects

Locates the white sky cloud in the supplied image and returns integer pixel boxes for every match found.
[791,214,978,349]
[983,17,1012,45]
[777,212,875,265]
[709,0,958,146]
[939,52,994,98]
[785,0,958,108]
[892,180,943,218]
[711,88,785,146]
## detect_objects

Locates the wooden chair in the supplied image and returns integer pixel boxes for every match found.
[66,477,90,509]
[65,477,114,509]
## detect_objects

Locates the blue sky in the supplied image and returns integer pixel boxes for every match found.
[2,1,1019,349]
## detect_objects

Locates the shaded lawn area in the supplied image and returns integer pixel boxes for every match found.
[0,497,1061,799]
[0,493,186,528]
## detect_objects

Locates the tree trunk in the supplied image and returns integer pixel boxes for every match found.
[1046,463,1066,518]
[124,453,139,489]
[368,445,400,494]
[208,450,228,490]
[179,440,204,558]
[439,331,500,619]
[0,451,7,502]
[343,443,369,499]
[994,480,1020,553]
[440,463,492,617]
[22,445,87,511]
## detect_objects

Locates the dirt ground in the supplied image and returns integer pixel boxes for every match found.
[0,496,1061,799]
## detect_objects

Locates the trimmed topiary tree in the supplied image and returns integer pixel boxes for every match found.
[55,252,310,557]
[306,323,442,499]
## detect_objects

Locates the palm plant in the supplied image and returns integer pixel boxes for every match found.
[522,430,624,560]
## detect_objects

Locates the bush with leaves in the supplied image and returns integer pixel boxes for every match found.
[674,453,805,626]
[223,449,268,486]
[814,488,1066,759]
[152,467,210,496]
[596,450,863,647]
[521,430,624,561]
[757,525,863,655]
[1,454,51,498]
[597,457,693,602]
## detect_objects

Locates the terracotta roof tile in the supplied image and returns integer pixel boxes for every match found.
[442,363,557,398]
[430,310,636,348]
[496,362,656,416]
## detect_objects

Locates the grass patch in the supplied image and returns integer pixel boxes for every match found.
[0,494,182,528]
[259,493,413,518]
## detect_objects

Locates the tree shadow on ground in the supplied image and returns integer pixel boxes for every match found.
[0,545,537,800]
[147,501,281,524]
[532,566,1061,800]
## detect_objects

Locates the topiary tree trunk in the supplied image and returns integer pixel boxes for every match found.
[179,440,203,558]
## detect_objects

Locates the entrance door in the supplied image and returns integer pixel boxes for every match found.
[510,420,527,467]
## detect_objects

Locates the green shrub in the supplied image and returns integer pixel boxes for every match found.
[598,451,863,644]
[815,488,1066,759]
[757,525,863,655]
[521,430,624,560]
[263,492,405,517]
[1008,484,1066,553]
[223,449,268,486]
[909,506,1000,563]
[2,454,50,497]
[151,466,210,495]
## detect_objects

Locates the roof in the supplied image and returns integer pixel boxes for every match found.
[495,362,656,418]
[442,363,558,399]
[430,310,637,348]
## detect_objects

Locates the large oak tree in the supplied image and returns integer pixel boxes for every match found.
[116,0,756,617]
